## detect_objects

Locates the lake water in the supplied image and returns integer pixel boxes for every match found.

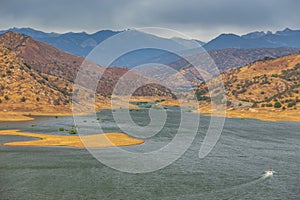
[0,108,299,199]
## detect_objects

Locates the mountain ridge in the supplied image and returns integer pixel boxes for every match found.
[0,27,205,59]
[204,28,300,50]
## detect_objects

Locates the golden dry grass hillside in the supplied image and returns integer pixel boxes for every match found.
[0,32,176,120]
[0,45,73,113]
[196,53,300,121]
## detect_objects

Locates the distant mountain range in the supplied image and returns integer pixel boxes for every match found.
[2,27,300,53]
[0,28,203,61]
[1,27,299,69]
[0,27,121,57]
[203,28,300,50]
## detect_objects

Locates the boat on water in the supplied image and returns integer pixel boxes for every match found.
[264,168,275,176]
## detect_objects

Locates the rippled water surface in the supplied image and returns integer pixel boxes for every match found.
[0,109,299,199]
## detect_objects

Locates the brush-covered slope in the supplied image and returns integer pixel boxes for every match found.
[196,53,300,111]
[0,32,175,113]
[141,47,298,88]
[0,45,72,112]
[0,31,83,81]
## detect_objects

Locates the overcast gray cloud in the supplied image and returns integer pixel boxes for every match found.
[0,0,299,41]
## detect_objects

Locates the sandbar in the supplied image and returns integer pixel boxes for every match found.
[0,130,144,148]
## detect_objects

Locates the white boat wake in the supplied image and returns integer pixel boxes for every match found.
[206,169,276,199]
[262,168,276,179]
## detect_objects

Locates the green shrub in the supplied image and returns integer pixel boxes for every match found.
[274,102,282,108]
[20,97,26,102]
[24,62,31,69]
[252,102,258,108]
[136,101,148,105]
[155,99,165,103]
[58,128,65,131]
[53,99,60,105]
[287,101,296,107]
[69,129,77,134]
[6,70,12,75]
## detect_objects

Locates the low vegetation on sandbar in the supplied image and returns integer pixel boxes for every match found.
[0,130,144,148]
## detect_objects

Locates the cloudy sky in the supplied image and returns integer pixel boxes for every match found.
[1,0,299,41]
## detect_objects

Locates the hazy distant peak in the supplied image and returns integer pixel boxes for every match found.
[204,27,300,50]
[242,31,266,39]
[3,27,59,38]
[275,28,295,35]
[218,33,240,38]
[170,37,205,47]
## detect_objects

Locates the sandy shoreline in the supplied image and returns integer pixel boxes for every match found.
[151,98,300,122]
[0,113,35,121]
[225,109,300,122]
[0,130,144,148]
[197,106,300,122]
[1,109,299,123]
[0,112,85,122]
[0,98,299,123]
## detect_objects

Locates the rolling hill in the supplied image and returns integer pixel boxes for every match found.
[0,44,73,113]
[0,32,175,113]
[196,52,300,121]
[144,47,299,88]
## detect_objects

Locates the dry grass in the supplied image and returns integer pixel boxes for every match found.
[196,104,300,122]
[225,108,300,122]
[0,113,34,121]
[0,130,144,148]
